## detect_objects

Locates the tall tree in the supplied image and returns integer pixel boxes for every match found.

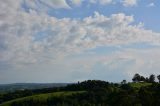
[132,73,141,82]
[149,74,155,83]
[140,76,146,82]
[145,77,149,82]
[157,75,160,83]
[121,80,127,84]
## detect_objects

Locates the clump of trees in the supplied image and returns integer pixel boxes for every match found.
[132,73,160,83]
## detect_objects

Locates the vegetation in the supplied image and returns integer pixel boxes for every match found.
[0,91,85,106]
[132,73,159,83]
[1,74,160,106]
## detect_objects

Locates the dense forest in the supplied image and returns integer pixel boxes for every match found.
[1,73,160,106]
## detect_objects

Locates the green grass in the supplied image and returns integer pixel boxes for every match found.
[129,82,152,88]
[0,91,85,106]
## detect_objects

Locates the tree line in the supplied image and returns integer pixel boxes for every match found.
[132,73,160,83]
[2,79,160,106]
[1,74,160,106]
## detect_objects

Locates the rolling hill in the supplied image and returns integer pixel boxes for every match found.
[0,91,85,106]
[1,80,160,106]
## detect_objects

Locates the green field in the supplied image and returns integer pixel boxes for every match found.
[129,82,152,88]
[0,91,85,106]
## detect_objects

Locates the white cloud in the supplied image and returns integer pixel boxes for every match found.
[40,0,70,9]
[147,3,155,7]
[0,0,160,66]
[1,0,160,85]
[23,0,139,9]
[1,0,160,83]
[24,0,70,11]
[70,0,82,6]
[89,0,113,5]
[69,0,139,7]
[122,0,137,7]
[99,0,113,5]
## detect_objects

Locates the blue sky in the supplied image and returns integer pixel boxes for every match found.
[0,0,160,84]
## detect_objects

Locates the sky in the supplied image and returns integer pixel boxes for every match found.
[0,0,160,84]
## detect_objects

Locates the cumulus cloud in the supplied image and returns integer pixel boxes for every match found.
[1,0,160,83]
[24,0,70,12]
[0,0,160,67]
[23,0,139,9]
[121,0,137,7]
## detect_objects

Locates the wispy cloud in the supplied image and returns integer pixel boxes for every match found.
[121,0,137,7]
[40,0,70,9]
[69,0,82,6]
[147,2,155,7]
[89,0,113,5]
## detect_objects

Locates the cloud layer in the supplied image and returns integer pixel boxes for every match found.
[0,0,160,83]
[122,0,137,7]
[1,0,160,65]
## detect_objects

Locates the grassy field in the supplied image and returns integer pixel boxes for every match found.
[129,82,152,88]
[0,91,85,106]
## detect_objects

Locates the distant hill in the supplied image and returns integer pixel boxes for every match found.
[0,83,68,92]
[1,80,160,106]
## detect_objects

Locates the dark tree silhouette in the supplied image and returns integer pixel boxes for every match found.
[157,75,160,83]
[121,80,127,84]
[140,76,145,81]
[149,74,155,83]
[132,73,141,82]
[145,77,149,82]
